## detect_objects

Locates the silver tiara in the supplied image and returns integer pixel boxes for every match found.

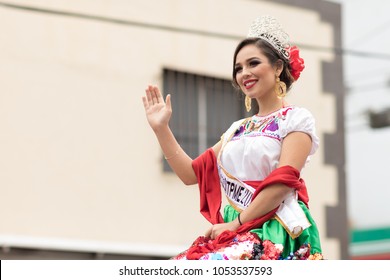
[247,15,290,59]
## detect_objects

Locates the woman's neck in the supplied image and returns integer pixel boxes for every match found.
[256,98,286,117]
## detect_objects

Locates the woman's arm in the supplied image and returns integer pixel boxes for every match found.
[205,131,312,239]
[142,85,198,185]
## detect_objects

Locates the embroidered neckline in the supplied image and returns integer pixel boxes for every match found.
[255,105,294,119]
[231,106,294,139]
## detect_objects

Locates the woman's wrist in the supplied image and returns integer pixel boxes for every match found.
[153,123,170,134]
[235,212,243,227]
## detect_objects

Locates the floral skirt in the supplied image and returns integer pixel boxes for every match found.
[172,202,323,260]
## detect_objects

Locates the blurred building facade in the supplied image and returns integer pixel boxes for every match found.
[0,0,348,259]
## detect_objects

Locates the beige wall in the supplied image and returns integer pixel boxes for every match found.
[0,0,341,259]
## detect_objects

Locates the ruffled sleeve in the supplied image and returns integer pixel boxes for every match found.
[220,118,247,145]
[280,107,319,156]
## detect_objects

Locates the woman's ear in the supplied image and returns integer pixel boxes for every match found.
[275,59,284,76]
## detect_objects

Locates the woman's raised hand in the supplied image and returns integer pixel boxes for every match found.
[142,85,172,131]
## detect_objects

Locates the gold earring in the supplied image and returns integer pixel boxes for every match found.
[245,95,251,112]
[275,77,287,99]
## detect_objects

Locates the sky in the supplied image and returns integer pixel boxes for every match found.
[327,0,390,229]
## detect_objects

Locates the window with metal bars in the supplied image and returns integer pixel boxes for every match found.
[162,68,251,172]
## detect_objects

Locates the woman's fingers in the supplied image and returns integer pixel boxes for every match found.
[145,85,165,106]
[145,87,152,105]
[165,94,171,111]
[205,226,219,239]
[150,85,159,105]
[141,96,149,110]
[155,86,164,103]
[204,227,212,239]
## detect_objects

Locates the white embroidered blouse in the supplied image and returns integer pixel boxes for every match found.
[219,106,319,181]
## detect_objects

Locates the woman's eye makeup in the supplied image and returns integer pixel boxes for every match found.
[235,59,261,73]
[234,66,242,73]
[249,60,260,66]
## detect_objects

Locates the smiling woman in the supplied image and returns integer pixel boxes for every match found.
[142,15,323,260]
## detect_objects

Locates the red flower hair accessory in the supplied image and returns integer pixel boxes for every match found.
[288,46,305,81]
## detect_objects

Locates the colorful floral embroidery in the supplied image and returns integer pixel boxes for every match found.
[232,107,292,141]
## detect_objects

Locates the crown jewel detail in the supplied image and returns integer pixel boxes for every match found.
[247,15,305,81]
[247,15,290,59]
